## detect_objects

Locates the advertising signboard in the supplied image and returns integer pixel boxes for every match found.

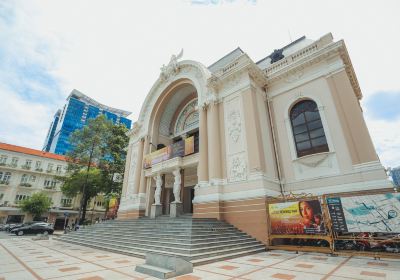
[269,200,326,235]
[327,193,400,233]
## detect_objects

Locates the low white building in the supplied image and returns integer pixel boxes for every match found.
[0,143,106,229]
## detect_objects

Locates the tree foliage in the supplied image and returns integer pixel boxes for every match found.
[59,115,129,223]
[20,192,52,220]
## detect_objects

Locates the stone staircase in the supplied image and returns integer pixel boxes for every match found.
[57,215,265,266]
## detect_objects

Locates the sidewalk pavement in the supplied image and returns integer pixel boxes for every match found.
[1,237,400,280]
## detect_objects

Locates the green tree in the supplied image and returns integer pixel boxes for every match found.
[61,115,129,224]
[20,192,52,220]
[99,123,129,217]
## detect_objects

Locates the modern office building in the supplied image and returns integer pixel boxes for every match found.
[118,33,392,244]
[44,89,132,155]
[0,143,106,227]
[43,110,61,152]
[389,166,400,187]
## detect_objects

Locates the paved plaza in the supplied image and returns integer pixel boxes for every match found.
[1,236,400,280]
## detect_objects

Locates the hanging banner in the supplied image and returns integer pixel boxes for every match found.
[184,136,195,155]
[143,136,195,168]
[269,200,326,235]
[327,193,400,233]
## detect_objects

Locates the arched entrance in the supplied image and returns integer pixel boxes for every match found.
[145,82,199,216]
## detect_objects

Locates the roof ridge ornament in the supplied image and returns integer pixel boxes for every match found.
[160,49,184,81]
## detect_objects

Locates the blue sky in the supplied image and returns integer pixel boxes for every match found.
[365,91,400,121]
[0,0,399,167]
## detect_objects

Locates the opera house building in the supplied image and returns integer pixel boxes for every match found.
[117,33,391,243]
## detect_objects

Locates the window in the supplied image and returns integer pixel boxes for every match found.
[11,157,18,167]
[20,174,29,184]
[26,160,32,168]
[56,165,62,174]
[47,163,53,172]
[290,100,329,157]
[44,179,57,189]
[30,175,36,182]
[0,193,4,202]
[44,179,51,187]
[96,201,104,207]
[15,194,30,203]
[3,172,11,183]
[0,155,7,164]
[174,99,199,135]
[61,197,72,207]
[35,161,42,171]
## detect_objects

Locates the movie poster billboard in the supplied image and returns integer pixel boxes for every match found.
[327,193,400,233]
[269,200,326,235]
[106,198,119,219]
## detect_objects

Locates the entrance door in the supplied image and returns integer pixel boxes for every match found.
[162,188,174,215]
[183,186,194,214]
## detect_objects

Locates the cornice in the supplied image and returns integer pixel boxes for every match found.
[265,39,362,101]
[213,53,268,90]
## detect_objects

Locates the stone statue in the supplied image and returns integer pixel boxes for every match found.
[160,49,184,81]
[153,174,162,205]
[172,169,181,203]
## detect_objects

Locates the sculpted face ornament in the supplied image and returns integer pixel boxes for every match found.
[228,110,242,143]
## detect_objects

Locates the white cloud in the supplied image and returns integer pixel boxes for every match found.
[1,0,400,167]
[365,117,400,168]
[0,86,54,149]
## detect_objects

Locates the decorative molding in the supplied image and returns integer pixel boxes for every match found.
[227,109,242,144]
[228,154,247,182]
[295,152,330,168]
[207,74,221,93]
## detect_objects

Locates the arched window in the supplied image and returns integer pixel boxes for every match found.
[174,99,199,135]
[290,100,329,157]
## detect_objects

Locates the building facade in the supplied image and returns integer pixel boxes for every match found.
[389,167,400,187]
[0,143,106,228]
[44,89,132,155]
[117,33,391,243]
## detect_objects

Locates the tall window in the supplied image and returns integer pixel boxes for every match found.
[20,174,29,184]
[35,161,42,170]
[3,172,11,183]
[290,100,329,157]
[11,157,18,167]
[0,155,7,164]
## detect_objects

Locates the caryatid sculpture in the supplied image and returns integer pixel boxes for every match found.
[172,168,182,203]
[153,174,162,205]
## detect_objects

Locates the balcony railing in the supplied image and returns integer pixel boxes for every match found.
[0,181,10,185]
[19,183,32,187]
[44,186,56,190]
[21,165,31,170]
[35,168,43,172]
[144,136,196,169]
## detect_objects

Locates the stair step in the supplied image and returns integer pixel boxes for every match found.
[57,217,266,265]
[135,264,175,279]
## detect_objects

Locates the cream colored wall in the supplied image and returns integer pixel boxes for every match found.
[0,149,69,207]
[267,59,389,193]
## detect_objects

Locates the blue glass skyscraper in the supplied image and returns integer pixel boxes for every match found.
[44,89,132,155]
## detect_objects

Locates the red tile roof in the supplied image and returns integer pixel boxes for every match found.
[0,142,67,161]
